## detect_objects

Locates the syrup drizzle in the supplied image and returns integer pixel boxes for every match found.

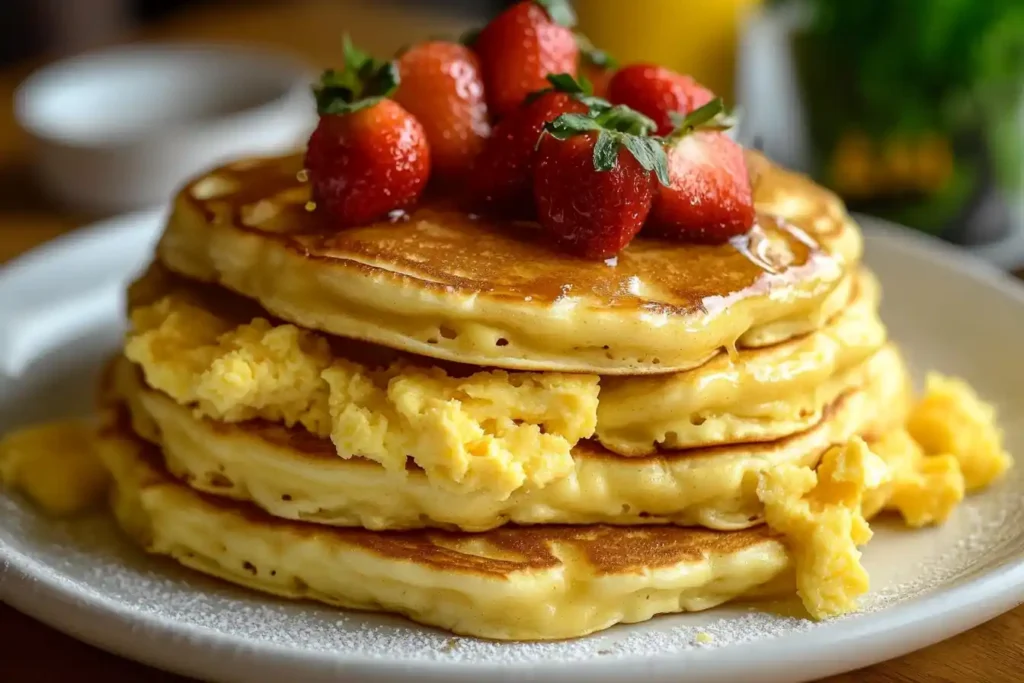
[184,153,847,314]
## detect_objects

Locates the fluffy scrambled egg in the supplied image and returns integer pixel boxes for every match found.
[757,438,887,619]
[860,373,1009,526]
[125,294,334,433]
[863,428,965,527]
[906,373,1011,491]
[0,420,108,516]
[753,372,1012,619]
[125,295,599,496]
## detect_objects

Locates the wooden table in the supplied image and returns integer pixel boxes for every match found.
[0,2,1022,681]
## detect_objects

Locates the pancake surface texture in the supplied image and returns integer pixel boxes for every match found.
[156,153,861,374]
[95,421,794,641]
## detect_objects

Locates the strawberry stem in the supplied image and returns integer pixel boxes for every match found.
[546,72,591,96]
[665,98,735,143]
[314,35,399,115]
[534,0,576,28]
[524,73,610,113]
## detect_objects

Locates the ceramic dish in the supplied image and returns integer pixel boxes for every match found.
[15,45,315,214]
[1,211,1023,683]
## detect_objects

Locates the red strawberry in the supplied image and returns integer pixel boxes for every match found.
[533,105,669,258]
[475,0,580,118]
[647,99,756,243]
[394,41,490,183]
[305,38,430,227]
[469,73,592,216]
[607,64,715,135]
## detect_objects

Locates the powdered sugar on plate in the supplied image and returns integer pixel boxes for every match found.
[2,454,1022,665]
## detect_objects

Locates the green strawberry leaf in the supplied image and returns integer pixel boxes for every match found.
[342,34,371,72]
[597,105,658,137]
[545,113,603,139]
[675,98,725,129]
[525,73,611,112]
[535,0,577,28]
[665,98,735,143]
[622,136,671,186]
[593,130,619,171]
[314,36,400,115]
[544,101,668,184]
[317,95,386,116]
[546,72,589,95]
[364,61,400,99]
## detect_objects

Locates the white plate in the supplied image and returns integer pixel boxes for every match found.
[1,211,1023,683]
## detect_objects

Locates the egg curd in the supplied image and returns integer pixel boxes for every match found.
[758,438,886,618]
[0,359,1012,633]
[109,348,906,531]
[906,373,1012,491]
[123,267,883,497]
[125,291,597,499]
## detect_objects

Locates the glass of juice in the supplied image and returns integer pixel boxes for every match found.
[574,0,763,102]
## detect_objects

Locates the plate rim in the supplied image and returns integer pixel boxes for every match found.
[2,210,1024,683]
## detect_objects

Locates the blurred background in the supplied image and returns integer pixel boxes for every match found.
[1,0,1023,267]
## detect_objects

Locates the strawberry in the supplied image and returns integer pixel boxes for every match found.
[305,38,430,228]
[575,33,617,99]
[533,105,670,258]
[647,99,756,244]
[469,73,596,216]
[607,64,715,135]
[394,41,490,184]
[474,0,580,118]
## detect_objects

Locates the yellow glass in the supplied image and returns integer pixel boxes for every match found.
[575,0,762,103]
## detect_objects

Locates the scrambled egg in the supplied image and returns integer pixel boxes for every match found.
[860,373,1009,526]
[863,428,964,527]
[753,372,1012,619]
[0,420,108,516]
[125,295,599,496]
[757,438,887,619]
[906,373,1011,491]
[125,295,334,433]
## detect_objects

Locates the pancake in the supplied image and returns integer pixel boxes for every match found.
[123,264,887,495]
[96,419,798,640]
[596,270,885,454]
[156,152,862,374]
[109,342,910,531]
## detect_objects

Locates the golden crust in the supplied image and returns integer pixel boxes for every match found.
[95,417,795,640]
[156,152,861,374]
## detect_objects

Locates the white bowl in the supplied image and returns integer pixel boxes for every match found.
[15,43,317,214]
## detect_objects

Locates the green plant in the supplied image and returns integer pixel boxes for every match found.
[798,0,1024,188]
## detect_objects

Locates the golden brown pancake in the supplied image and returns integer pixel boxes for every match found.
[108,341,910,531]
[122,263,887,502]
[95,415,796,640]
[156,152,861,374]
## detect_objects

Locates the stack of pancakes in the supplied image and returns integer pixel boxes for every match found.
[96,151,913,640]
